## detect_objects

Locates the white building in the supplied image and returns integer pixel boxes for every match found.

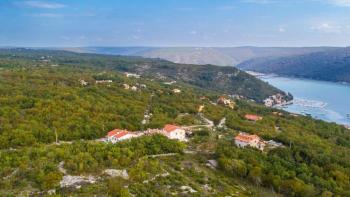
[125,72,140,78]
[79,79,88,86]
[162,124,186,141]
[234,133,265,151]
[123,84,130,90]
[107,129,138,144]
[172,89,181,93]
[96,80,113,84]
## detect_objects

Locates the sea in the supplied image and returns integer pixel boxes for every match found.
[260,75,350,126]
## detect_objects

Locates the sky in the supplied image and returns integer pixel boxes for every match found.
[1,0,350,47]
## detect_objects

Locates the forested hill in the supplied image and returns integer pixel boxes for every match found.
[1,49,350,196]
[0,48,290,102]
[237,47,350,83]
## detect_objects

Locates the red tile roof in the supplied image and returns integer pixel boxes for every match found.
[107,129,129,138]
[235,133,260,143]
[164,124,180,133]
[245,114,263,121]
[114,131,129,139]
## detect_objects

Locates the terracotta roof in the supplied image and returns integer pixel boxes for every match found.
[235,133,260,143]
[245,114,263,121]
[107,129,128,137]
[114,131,129,139]
[164,124,180,133]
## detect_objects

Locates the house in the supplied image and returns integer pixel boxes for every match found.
[264,93,288,107]
[123,84,130,90]
[163,81,176,85]
[79,79,88,86]
[234,133,265,151]
[172,89,181,93]
[245,114,263,121]
[264,98,274,107]
[95,80,113,84]
[198,105,205,112]
[107,129,137,144]
[162,124,186,141]
[125,72,140,78]
[217,96,235,109]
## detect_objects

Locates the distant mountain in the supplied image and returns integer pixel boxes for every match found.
[237,47,350,83]
[61,46,337,66]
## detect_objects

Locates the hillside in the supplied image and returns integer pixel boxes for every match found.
[237,47,350,83]
[0,51,350,196]
[61,46,337,67]
[0,48,290,102]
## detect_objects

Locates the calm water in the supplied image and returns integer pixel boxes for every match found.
[261,75,350,125]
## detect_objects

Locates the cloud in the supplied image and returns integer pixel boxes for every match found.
[132,35,140,40]
[278,27,286,32]
[189,30,197,35]
[327,0,350,7]
[20,1,66,9]
[311,23,342,33]
[31,13,63,18]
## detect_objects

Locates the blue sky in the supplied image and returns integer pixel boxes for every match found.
[1,0,350,47]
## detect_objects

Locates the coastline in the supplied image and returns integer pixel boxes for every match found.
[250,71,350,126]
[246,71,350,87]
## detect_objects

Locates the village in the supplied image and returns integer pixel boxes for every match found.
[104,113,283,152]
[83,72,286,152]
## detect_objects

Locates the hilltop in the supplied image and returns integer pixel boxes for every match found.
[237,47,350,83]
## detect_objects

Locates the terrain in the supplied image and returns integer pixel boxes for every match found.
[61,46,350,83]
[0,49,349,196]
[61,46,337,67]
[237,47,350,83]
[0,48,290,102]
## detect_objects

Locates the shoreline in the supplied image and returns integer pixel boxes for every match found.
[256,72,350,126]
[246,71,350,86]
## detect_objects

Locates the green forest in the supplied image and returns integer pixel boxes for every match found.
[0,49,349,196]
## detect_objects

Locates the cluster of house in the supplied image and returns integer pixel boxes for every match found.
[122,83,145,91]
[217,96,235,109]
[95,80,113,84]
[234,132,283,151]
[264,93,288,107]
[106,124,186,144]
[234,113,283,151]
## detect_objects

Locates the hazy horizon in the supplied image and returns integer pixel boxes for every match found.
[0,45,348,48]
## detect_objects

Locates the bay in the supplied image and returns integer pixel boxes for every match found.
[261,75,350,126]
